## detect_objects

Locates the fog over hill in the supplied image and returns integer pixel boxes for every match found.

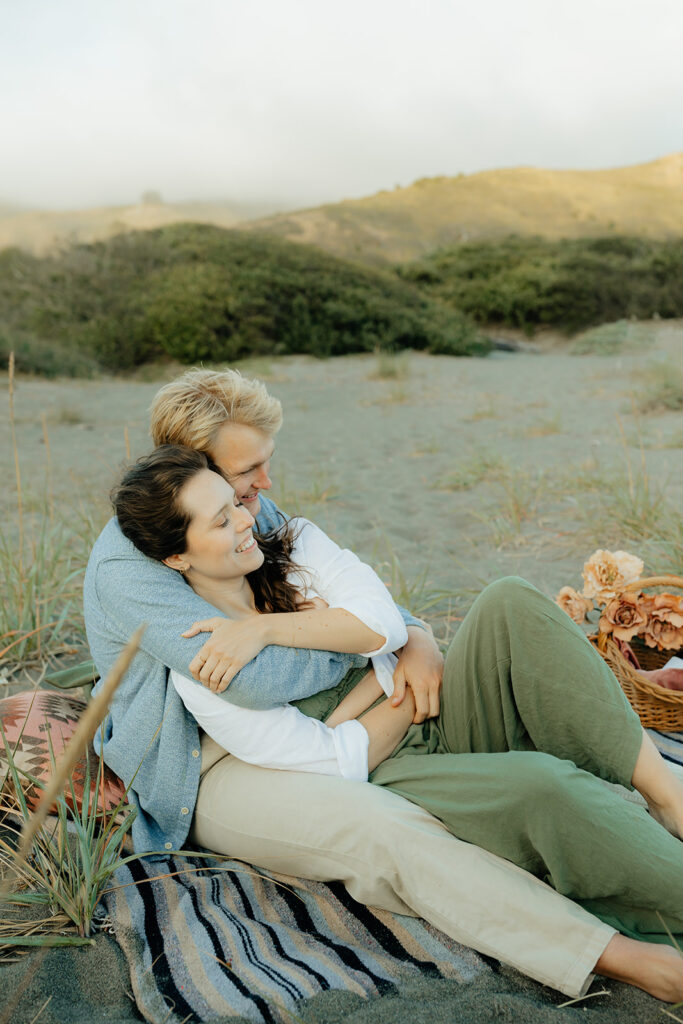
[1,155,681,263]
[0,198,294,254]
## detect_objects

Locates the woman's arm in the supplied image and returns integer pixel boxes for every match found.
[184,609,386,693]
[171,666,413,778]
[170,669,370,780]
[185,519,409,692]
[289,520,408,656]
[326,672,384,727]
[359,690,416,770]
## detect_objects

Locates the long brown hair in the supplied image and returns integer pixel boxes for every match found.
[112,445,307,614]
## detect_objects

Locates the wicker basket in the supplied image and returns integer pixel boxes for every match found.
[590,574,683,732]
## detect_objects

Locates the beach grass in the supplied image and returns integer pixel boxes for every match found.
[439,450,505,492]
[368,349,411,381]
[1,357,94,678]
[635,361,683,413]
[0,632,143,950]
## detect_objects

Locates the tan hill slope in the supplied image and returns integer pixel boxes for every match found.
[2,155,681,261]
[242,154,683,265]
[0,199,286,254]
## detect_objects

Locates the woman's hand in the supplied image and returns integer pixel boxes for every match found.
[391,625,444,723]
[182,617,270,693]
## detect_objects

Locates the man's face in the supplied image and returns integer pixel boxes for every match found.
[209,422,275,517]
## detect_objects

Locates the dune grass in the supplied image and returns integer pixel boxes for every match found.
[368,349,412,381]
[0,631,143,949]
[635,361,683,413]
[1,357,94,678]
[439,450,505,492]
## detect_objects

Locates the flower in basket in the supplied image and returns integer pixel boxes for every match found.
[641,593,683,650]
[555,586,594,624]
[598,592,650,642]
[581,549,644,603]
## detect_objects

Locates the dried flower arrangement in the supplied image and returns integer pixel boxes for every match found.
[556,550,683,651]
[556,551,683,730]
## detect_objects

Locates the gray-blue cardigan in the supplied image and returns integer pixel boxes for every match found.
[83,496,423,854]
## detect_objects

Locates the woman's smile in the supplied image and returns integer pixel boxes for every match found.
[235,532,257,554]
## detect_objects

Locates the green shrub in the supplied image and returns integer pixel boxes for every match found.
[399,235,683,333]
[0,330,98,378]
[0,225,488,373]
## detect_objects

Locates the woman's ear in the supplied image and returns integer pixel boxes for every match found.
[163,553,189,573]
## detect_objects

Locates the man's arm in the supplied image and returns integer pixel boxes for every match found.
[93,554,362,710]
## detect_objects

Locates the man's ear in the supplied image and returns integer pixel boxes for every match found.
[163,553,188,573]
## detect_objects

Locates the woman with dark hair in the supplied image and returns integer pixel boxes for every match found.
[109,445,683,1003]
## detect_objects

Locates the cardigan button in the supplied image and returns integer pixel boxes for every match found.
[165,842,172,850]
[181,807,189,815]
[192,749,200,758]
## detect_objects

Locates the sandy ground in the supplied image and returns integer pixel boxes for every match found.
[2,322,681,629]
[1,324,682,1022]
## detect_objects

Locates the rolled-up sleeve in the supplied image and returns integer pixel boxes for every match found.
[290,520,408,657]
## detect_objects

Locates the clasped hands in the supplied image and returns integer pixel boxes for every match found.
[183,618,444,723]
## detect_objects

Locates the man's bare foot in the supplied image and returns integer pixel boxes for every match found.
[596,934,683,1002]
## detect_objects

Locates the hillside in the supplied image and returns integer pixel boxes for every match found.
[245,154,683,265]
[2,155,682,264]
[0,198,290,254]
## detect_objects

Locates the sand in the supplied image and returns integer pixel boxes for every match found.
[1,324,682,1022]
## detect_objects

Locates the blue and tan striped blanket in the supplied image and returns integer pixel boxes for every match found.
[104,729,682,1024]
[104,856,488,1024]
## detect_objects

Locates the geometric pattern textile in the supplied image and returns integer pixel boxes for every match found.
[0,689,127,814]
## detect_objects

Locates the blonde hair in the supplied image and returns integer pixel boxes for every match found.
[150,368,283,452]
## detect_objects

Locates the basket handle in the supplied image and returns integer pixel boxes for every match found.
[622,575,683,592]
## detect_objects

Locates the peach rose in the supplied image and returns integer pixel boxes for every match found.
[642,593,683,651]
[556,586,594,624]
[581,549,644,604]
[598,592,649,642]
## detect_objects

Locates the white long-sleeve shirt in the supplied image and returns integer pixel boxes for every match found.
[170,519,405,781]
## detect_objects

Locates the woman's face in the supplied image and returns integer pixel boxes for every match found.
[171,468,265,582]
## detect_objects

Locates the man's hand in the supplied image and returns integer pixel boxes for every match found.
[183,617,270,693]
[391,625,444,723]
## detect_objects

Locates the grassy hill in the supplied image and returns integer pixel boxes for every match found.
[246,154,683,266]
[0,198,291,254]
[0,224,486,376]
[3,155,682,266]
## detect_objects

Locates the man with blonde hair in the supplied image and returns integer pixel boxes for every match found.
[84,367,629,1001]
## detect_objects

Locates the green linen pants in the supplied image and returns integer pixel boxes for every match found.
[367,577,683,946]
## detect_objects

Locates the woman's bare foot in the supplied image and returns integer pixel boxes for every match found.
[596,934,683,1002]
[632,732,683,840]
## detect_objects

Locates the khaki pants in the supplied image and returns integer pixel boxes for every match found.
[191,736,614,997]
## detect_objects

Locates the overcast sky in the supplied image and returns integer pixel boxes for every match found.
[2,0,682,210]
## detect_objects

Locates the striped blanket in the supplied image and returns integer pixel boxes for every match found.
[103,856,489,1024]
[104,729,682,1024]
[649,728,683,767]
